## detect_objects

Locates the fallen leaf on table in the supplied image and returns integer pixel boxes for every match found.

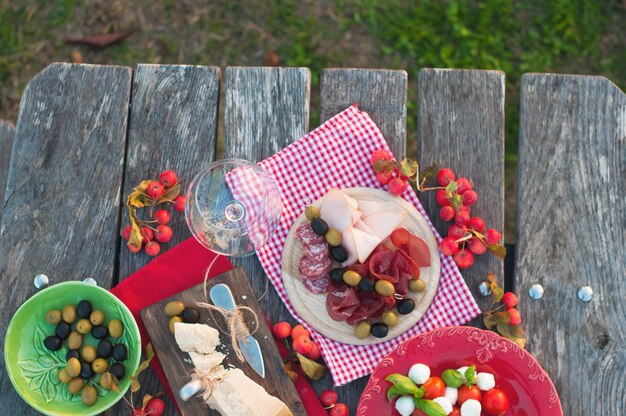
[296,353,327,380]
[65,31,133,49]
[264,50,280,66]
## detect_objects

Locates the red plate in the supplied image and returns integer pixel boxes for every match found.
[357,326,562,416]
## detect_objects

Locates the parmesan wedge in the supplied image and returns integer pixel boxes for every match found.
[174,322,220,354]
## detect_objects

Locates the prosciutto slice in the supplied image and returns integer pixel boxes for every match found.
[346,292,385,326]
[325,282,360,322]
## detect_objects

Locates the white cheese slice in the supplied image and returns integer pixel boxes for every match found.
[206,368,293,416]
[351,227,382,264]
[340,225,358,266]
[354,219,376,236]
[174,323,220,354]
[362,211,408,240]
[320,188,355,232]
[188,351,226,373]
[358,200,404,216]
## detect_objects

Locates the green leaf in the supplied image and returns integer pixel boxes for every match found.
[445,180,457,196]
[18,360,45,378]
[41,372,57,403]
[441,369,464,388]
[483,312,499,329]
[386,385,402,401]
[465,366,476,386]
[296,353,327,380]
[385,373,420,395]
[450,194,463,211]
[414,385,425,400]
[496,322,527,348]
[416,399,446,416]
[399,158,419,178]
[38,354,57,369]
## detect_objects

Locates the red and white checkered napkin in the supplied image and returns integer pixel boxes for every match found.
[234,105,481,386]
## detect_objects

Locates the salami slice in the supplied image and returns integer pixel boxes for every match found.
[301,273,330,294]
[296,224,325,245]
[299,255,332,278]
[304,242,329,262]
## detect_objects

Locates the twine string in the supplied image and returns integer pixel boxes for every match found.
[191,367,227,401]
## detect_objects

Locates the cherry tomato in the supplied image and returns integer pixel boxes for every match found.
[449,407,461,416]
[457,384,482,405]
[482,388,510,416]
[422,376,446,400]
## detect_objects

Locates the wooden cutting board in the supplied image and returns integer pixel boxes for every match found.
[140,267,305,415]
[282,187,441,345]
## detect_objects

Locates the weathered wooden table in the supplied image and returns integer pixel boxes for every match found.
[0,64,624,415]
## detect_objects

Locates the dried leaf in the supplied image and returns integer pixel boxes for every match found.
[142,394,153,409]
[486,273,504,302]
[488,243,507,259]
[127,206,144,246]
[399,158,419,178]
[496,322,527,348]
[373,158,393,174]
[283,361,298,382]
[65,31,133,49]
[129,343,155,391]
[419,161,439,184]
[295,353,326,380]
[156,182,181,204]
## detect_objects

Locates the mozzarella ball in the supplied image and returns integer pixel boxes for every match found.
[395,396,415,416]
[460,399,482,416]
[433,396,453,414]
[476,372,496,391]
[456,366,469,380]
[408,363,431,385]
[444,386,458,405]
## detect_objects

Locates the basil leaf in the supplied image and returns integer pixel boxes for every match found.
[385,373,419,395]
[416,399,447,416]
[386,385,402,401]
[414,385,425,400]
[441,369,464,388]
[465,365,476,386]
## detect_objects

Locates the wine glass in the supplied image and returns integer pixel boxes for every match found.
[184,159,282,257]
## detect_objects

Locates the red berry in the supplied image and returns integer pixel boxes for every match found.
[502,292,519,308]
[155,225,173,243]
[144,398,165,416]
[306,341,321,361]
[456,177,472,194]
[121,225,132,240]
[440,237,459,256]
[448,224,467,239]
[468,237,488,255]
[146,181,165,199]
[457,204,471,215]
[127,243,142,253]
[375,171,392,185]
[453,250,475,269]
[140,227,153,242]
[145,241,161,256]
[508,308,522,326]
[387,178,408,196]
[293,336,312,355]
[469,217,485,232]
[485,228,502,245]
[291,324,310,341]
[320,390,338,407]
[462,189,478,206]
[174,195,186,212]
[371,149,392,166]
[272,322,292,339]
[437,168,456,186]
[154,209,170,225]
[329,403,349,416]
[435,189,451,206]
[455,211,471,226]
[159,170,178,188]
[440,205,455,222]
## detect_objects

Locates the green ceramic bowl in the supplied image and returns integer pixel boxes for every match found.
[4,281,141,415]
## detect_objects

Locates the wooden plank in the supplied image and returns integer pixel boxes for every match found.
[418,68,505,313]
[0,63,131,413]
[0,120,15,220]
[318,68,408,411]
[320,69,407,158]
[516,74,626,415]
[140,268,305,415]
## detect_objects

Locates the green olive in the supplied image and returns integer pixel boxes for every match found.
[375,280,395,297]
[381,310,399,327]
[304,205,320,221]
[409,279,426,293]
[81,345,97,363]
[89,310,104,326]
[324,228,342,246]
[46,310,62,325]
[62,305,77,324]
[92,358,108,374]
[68,378,84,394]
[99,372,114,390]
[354,321,371,339]
[169,316,183,334]
[68,331,83,350]
[76,319,92,335]
[164,301,185,317]
[343,270,362,286]
[82,385,97,406]
[57,368,72,383]
[108,319,124,339]
[66,357,81,378]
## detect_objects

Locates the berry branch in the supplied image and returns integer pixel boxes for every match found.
[482,274,526,348]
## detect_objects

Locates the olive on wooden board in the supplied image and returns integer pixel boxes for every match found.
[66,357,81,378]
[55,322,71,339]
[81,346,97,363]
[109,363,125,380]
[66,350,80,361]
[44,336,62,351]
[97,339,113,359]
[354,321,371,339]
[76,319,92,335]
[62,305,77,324]
[68,378,84,394]
[409,279,426,293]
[342,270,361,286]
[304,205,320,221]
[80,361,94,379]
[397,298,416,315]
[92,325,109,339]
[169,316,182,334]
[89,310,105,326]
[182,307,200,323]
[325,228,342,246]
[375,280,395,297]
[76,300,93,319]
[359,278,375,292]
[112,344,128,361]
[57,368,72,383]
[92,358,108,374]
[381,310,398,327]
[330,246,348,262]
[108,319,124,338]
[68,331,83,350]
[371,323,389,338]
[45,310,62,325]
[164,301,185,317]
[311,218,329,236]
[82,386,97,406]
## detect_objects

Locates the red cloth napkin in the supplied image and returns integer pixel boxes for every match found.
[111,237,325,415]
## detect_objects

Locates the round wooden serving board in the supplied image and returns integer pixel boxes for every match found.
[282,187,441,345]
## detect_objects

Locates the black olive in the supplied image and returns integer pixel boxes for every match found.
[76,300,93,319]
[397,298,416,315]
[97,339,113,358]
[310,218,329,236]
[80,361,94,379]
[182,307,200,323]
[112,344,128,361]
[370,323,389,338]
[330,268,345,284]
[55,322,71,339]
[92,325,109,339]
[359,278,375,292]
[44,335,62,351]
[330,246,348,262]
[66,349,80,360]
[110,363,125,380]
